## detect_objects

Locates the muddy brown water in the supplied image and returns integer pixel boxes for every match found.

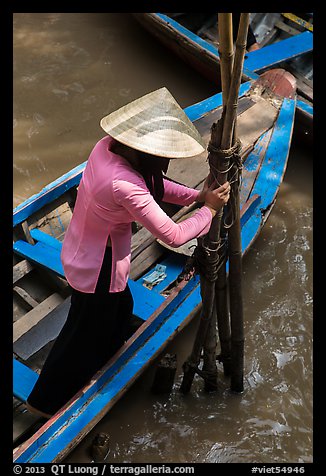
[13,13,312,463]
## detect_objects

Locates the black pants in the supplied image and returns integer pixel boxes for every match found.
[232,12,257,50]
[27,247,134,416]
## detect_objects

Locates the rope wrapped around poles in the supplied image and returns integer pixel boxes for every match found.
[182,138,242,282]
[179,139,242,393]
[180,13,249,395]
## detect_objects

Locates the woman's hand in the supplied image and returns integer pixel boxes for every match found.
[204,181,231,212]
[196,174,215,203]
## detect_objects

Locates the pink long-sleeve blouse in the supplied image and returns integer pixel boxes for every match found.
[61,136,212,292]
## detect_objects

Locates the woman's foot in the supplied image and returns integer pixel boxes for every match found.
[248,42,260,52]
[26,402,53,419]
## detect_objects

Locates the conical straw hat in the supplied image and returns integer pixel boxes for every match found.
[100,87,206,158]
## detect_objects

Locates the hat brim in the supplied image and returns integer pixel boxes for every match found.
[100,87,206,158]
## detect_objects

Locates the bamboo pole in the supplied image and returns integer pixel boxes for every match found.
[180,13,249,395]
[228,193,244,392]
[214,227,231,376]
[202,13,234,385]
[223,13,250,392]
[218,13,234,109]
[208,13,235,377]
[180,119,228,394]
[180,270,217,394]
[180,14,235,394]
[221,13,250,150]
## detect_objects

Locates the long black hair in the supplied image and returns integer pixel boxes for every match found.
[138,154,170,205]
[111,140,170,205]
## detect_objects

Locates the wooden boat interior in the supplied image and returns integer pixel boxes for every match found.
[13,71,296,460]
[164,12,313,102]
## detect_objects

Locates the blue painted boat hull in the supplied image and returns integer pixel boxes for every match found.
[13,75,296,462]
[132,13,312,139]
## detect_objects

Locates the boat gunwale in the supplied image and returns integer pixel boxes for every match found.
[132,13,313,112]
[13,69,297,462]
[13,81,253,229]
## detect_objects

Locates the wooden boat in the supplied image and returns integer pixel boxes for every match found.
[132,13,313,139]
[13,68,297,463]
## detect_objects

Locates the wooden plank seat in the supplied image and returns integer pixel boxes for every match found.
[13,359,39,403]
[12,229,187,322]
[14,298,71,361]
[13,230,64,278]
[244,30,313,73]
[13,188,262,324]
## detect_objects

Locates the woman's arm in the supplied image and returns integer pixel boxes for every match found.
[162,174,222,206]
[162,177,200,207]
[113,178,212,248]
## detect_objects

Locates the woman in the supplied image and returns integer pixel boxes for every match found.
[26,87,230,418]
[232,12,260,52]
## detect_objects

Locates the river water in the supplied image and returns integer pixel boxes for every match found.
[13,13,313,464]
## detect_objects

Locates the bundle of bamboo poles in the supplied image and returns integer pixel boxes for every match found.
[180,13,250,394]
